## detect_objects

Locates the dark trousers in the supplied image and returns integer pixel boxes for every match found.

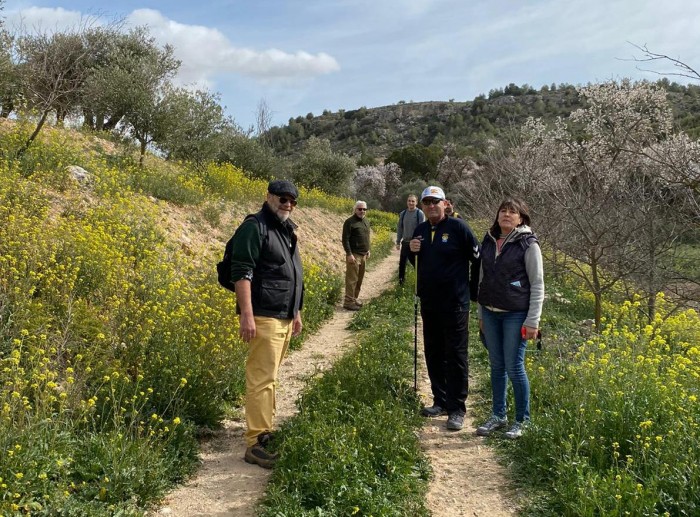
[398,242,416,283]
[421,309,469,414]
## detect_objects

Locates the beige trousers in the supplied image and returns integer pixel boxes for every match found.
[344,252,367,305]
[244,316,292,447]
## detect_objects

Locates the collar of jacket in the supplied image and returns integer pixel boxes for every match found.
[487,225,532,246]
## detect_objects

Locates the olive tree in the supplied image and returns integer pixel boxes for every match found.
[82,27,180,136]
[14,28,93,152]
[292,136,356,196]
[154,86,231,165]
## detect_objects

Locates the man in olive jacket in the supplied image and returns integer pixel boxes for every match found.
[228,179,304,468]
[342,200,370,310]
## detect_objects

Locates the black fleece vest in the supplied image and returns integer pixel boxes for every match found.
[249,207,303,319]
[478,232,537,312]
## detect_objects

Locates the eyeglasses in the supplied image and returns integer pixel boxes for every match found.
[422,199,442,205]
[277,195,297,206]
[356,208,367,211]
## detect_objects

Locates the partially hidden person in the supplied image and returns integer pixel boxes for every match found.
[476,197,544,440]
[396,194,425,285]
[444,197,463,219]
[409,186,481,431]
[342,200,371,310]
[227,179,304,468]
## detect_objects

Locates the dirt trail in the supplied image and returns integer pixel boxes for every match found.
[156,249,517,516]
[416,334,520,516]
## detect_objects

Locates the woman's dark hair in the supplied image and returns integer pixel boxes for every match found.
[489,197,532,237]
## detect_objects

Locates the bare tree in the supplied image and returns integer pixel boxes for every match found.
[627,43,700,82]
[255,98,274,147]
[473,81,697,326]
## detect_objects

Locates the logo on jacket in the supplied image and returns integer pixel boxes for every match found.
[442,233,449,243]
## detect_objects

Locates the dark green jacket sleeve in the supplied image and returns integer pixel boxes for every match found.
[342,217,353,254]
[229,219,262,282]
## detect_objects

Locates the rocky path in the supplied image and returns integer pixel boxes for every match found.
[156,249,518,516]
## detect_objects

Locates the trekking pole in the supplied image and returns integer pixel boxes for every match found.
[414,255,418,392]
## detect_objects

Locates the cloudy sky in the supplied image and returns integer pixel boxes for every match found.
[3,0,700,130]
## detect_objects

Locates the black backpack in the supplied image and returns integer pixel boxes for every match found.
[217,214,267,292]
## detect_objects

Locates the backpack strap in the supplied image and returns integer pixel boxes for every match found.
[244,213,268,245]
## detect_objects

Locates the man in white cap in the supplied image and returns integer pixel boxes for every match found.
[409,186,480,431]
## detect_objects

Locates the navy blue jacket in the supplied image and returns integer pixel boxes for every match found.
[412,216,481,312]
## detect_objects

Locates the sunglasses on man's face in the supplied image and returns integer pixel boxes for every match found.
[423,198,442,205]
[356,207,367,211]
[277,195,298,206]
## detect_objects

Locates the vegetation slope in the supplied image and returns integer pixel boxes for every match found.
[0,120,396,515]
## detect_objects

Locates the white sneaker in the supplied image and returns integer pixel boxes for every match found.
[504,421,527,439]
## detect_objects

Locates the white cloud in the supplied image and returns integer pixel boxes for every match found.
[5,6,85,32]
[5,6,340,85]
[126,9,340,83]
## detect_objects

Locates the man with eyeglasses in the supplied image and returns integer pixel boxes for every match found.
[409,186,480,431]
[227,179,304,468]
[342,200,371,310]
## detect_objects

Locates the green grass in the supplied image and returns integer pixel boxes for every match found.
[478,272,700,516]
[259,278,430,516]
[0,127,354,515]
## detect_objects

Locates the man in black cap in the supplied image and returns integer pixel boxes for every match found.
[227,179,304,468]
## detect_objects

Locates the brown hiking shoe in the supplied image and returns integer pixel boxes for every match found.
[343,303,361,311]
[244,432,279,469]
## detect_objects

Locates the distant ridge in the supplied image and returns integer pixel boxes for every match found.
[266,81,700,159]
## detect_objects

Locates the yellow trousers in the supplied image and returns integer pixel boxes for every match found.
[344,252,367,304]
[244,316,292,447]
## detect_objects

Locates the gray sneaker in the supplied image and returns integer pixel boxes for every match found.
[420,405,447,417]
[446,412,465,431]
[476,415,508,436]
[504,421,527,439]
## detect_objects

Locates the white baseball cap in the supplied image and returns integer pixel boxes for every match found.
[420,186,446,201]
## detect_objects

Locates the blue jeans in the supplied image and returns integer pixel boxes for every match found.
[481,308,530,422]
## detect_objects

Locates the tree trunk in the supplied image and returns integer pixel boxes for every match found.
[82,108,95,130]
[647,292,657,325]
[591,259,603,330]
[18,109,50,157]
[139,139,147,168]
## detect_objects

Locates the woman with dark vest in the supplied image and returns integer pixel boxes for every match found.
[476,198,544,439]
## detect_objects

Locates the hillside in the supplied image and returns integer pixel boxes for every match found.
[267,81,700,159]
[0,121,397,515]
